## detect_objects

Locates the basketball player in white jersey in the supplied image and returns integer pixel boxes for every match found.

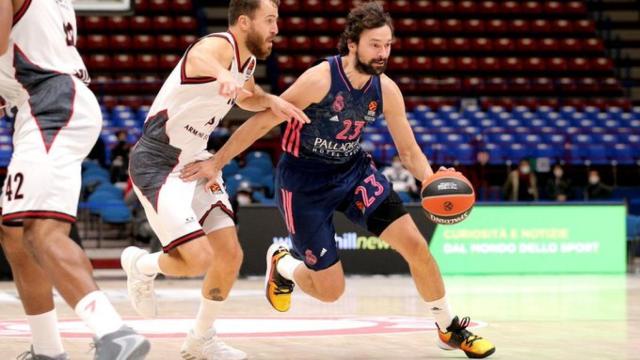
[0,0,150,359]
[119,0,308,359]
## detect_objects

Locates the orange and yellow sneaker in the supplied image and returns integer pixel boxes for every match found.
[265,244,295,312]
[437,316,495,359]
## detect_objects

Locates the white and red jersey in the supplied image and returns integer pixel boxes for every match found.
[0,0,89,108]
[142,31,257,167]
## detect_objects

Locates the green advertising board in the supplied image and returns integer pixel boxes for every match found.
[430,205,627,274]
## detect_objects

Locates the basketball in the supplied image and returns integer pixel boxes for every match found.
[421,171,475,225]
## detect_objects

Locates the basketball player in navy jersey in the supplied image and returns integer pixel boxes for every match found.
[181,2,495,358]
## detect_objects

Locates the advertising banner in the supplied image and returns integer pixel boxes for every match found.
[237,204,626,276]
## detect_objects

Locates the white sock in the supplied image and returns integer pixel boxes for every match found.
[136,252,162,276]
[193,296,224,337]
[276,254,303,284]
[26,309,65,357]
[74,291,124,338]
[426,296,454,331]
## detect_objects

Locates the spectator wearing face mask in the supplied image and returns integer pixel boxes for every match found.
[503,159,539,201]
[382,155,418,200]
[545,164,572,201]
[236,181,255,206]
[584,170,612,200]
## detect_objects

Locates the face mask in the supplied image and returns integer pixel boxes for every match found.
[520,166,530,174]
[237,194,252,205]
[553,169,563,178]
[589,176,599,185]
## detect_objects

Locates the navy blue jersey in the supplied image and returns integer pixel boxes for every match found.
[280,55,383,165]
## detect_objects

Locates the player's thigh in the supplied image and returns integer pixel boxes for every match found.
[134,176,206,253]
[378,213,430,259]
[2,155,81,222]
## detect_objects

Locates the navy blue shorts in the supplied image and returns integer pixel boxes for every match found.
[275,152,392,270]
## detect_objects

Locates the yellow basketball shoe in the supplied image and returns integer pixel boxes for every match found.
[265,244,295,312]
[437,316,496,359]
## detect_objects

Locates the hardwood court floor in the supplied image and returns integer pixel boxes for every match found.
[0,274,638,359]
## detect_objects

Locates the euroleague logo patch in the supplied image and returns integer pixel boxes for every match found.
[209,183,224,195]
[443,201,454,211]
[0,317,486,338]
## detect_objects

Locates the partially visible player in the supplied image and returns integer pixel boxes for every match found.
[0,0,149,359]
[120,0,308,359]
[180,2,495,358]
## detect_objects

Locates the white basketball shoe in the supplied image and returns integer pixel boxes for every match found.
[180,328,247,360]
[121,246,157,318]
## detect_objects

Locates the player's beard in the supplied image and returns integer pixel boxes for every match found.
[246,26,273,60]
[355,50,387,75]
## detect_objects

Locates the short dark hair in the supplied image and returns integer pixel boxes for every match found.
[228,0,280,26]
[337,1,394,56]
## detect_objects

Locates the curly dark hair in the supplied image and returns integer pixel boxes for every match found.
[228,0,280,26]
[337,1,394,56]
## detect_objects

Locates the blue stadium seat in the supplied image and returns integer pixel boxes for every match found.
[482,143,505,165]
[559,106,577,118]
[609,144,635,164]
[506,143,530,162]
[0,145,12,167]
[451,144,474,165]
[488,133,516,144]
[371,144,397,164]
[595,134,619,144]
[99,201,132,223]
[222,159,240,177]
[571,134,594,144]
[519,134,542,145]
[238,167,264,183]
[224,174,245,197]
[93,183,124,198]
[535,143,560,159]
[587,144,608,164]
[443,133,468,144]
[583,106,600,120]
[416,133,439,145]
[568,144,589,164]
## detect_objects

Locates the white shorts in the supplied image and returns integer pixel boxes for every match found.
[1,77,101,223]
[132,172,235,253]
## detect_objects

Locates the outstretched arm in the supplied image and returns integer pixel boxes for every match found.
[0,0,12,55]
[179,62,330,187]
[236,77,310,124]
[381,75,434,183]
[185,36,247,99]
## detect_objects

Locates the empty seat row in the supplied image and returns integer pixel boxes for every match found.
[391,76,622,94]
[279,0,587,17]
[84,54,180,72]
[279,17,596,35]
[273,36,605,54]
[78,34,196,53]
[133,0,192,14]
[79,16,197,33]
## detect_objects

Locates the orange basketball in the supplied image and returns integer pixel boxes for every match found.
[420,171,475,225]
